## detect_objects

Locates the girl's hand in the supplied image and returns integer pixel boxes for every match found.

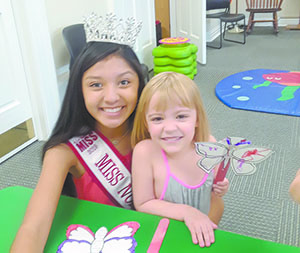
[289,168,300,203]
[213,178,229,197]
[183,206,217,247]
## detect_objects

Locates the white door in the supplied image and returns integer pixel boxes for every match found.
[0,2,33,135]
[112,0,157,70]
[170,0,207,64]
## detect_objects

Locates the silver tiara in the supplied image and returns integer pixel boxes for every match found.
[83,13,142,48]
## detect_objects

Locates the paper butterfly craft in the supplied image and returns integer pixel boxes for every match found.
[57,222,140,253]
[195,137,273,183]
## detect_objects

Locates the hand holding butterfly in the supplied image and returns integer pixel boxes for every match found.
[183,206,218,247]
[212,178,229,197]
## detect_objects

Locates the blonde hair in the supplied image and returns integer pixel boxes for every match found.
[131,72,210,147]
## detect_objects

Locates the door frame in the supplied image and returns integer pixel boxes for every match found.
[9,0,156,143]
[11,0,61,141]
[111,0,156,70]
[155,0,170,38]
[169,0,206,64]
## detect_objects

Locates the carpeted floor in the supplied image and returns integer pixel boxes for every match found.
[0,27,299,247]
[0,141,44,190]
[194,27,300,246]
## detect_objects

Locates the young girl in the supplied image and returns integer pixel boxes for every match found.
[10,41,145,252]
[131,72,229,248]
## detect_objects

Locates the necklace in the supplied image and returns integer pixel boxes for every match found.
[111,128,130,145]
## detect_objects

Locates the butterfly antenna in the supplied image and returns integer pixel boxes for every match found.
[235,140,251,146]
[226,137,231,145]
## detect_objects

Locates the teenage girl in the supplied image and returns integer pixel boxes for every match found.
[11,41,145,252]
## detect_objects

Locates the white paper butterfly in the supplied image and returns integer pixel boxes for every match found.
[195,137,273,176]
[57,222,140,253]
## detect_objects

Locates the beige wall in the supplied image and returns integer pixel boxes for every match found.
[281,1,300,17]
[44,1,110,70]
[231,0,300,18]
[46,1,300,72]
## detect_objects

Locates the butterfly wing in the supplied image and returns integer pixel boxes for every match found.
[102,237,137,253]
[231,147,273,175]
[66,224,95,243]
[57,239,91,253]
[104,222,140,241]
[57,224,95,253]
[195,142,228,173]
[231,158,257,175]
[232,148,273,163]
[197,157,225,173]
[195,142,228,157]
[91,222,140,253]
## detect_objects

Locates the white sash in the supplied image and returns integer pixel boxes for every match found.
[68,131,132,209]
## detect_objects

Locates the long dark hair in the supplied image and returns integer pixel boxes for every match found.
[42,42,145,196]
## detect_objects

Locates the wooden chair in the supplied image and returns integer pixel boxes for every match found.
[245,0,284,34]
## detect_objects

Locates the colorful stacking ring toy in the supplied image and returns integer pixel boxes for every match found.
[152,37,198,79]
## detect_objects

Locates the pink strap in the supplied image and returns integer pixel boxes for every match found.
[147,218,170,253]
[160,150,210,191]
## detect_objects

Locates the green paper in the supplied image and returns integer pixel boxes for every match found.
[0,186,298,252]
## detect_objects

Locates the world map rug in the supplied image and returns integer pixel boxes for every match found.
[215,69,300,117]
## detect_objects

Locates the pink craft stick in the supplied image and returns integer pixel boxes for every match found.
[147,218,170,253]
[213,158,230,184]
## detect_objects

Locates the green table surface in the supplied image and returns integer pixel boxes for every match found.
[0,186,299,252]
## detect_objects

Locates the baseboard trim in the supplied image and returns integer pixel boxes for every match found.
[206,17,300,41]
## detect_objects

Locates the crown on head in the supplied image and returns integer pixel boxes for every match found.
[83,13,142,48]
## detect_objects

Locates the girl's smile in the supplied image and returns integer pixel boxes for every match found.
[146,93,198,155]
[101,106,123,113]
[100,106,125,118]
[82,55,139,134]
[161,136,183,142]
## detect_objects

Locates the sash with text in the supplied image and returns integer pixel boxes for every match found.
[68,131,132,209]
